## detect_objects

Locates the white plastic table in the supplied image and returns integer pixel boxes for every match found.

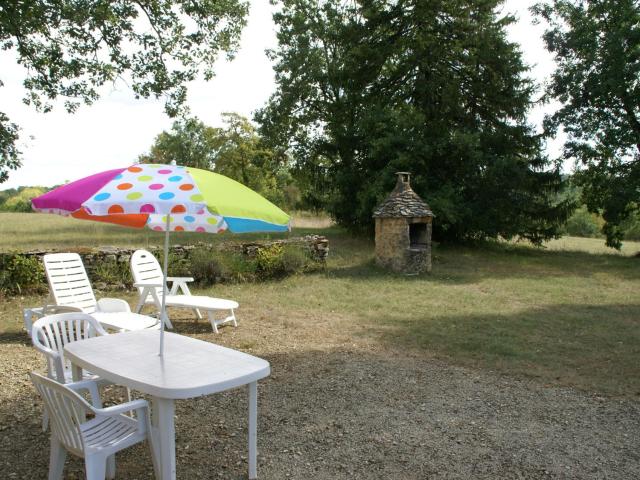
[64,330,270,479]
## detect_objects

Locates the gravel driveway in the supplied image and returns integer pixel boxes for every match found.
[1,312,639,479]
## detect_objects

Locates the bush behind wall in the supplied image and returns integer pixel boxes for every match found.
[0,237,328,296]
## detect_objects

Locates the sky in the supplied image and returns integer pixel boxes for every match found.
[0,0,560,190]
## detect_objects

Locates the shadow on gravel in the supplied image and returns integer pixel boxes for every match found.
[3,346,639,479]
[374,303,640,397]
[0,331,30,345]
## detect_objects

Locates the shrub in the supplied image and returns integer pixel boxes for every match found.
[563,206,602,238]
[280,245,309,274]
[254,243,322,279]
[166,251,191,277]
[0,240,324,297]
[0,254,46,294]
[91,260,132,288]
[255,244,285,278]
[220,252,259,282]
[188,248,258,284]
[620,211,640,241]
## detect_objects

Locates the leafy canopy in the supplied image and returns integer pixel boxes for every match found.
[0,185,50,212]
[139,114,298,208]
[0,0,249,182]
[139,117,224,170]
[533,0,640,248]
[258,0,573,242]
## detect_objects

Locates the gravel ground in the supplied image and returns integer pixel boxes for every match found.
[1,309,639,479]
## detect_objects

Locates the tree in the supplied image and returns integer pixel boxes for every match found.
[0,186,48,212]
[138,117,223,170]
[0,113,20,183]
[140,114,297,208]
[533,0,640,248]
[257,0,573,242]
[0,0,249,183]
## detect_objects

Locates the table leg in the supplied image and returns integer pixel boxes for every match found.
[151,397,176,480]
[249,381,257,479]
[71,364,82,382]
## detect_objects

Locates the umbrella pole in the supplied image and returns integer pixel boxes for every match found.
[159,214,171,357]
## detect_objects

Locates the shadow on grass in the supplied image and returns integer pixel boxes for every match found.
[374,302,640,397]
[326,242,640,284]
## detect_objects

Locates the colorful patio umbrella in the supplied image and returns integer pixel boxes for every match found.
[32,163,290,355]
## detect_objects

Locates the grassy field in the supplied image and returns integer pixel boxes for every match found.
[1,212,639,396]
[0,212,334,251]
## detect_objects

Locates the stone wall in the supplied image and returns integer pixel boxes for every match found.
[0,235,329,292]
[375,217,409,271]
[374,217,431,274]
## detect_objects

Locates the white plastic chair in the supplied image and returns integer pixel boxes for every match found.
[43,253,159,331]
[31,313,116,431]
[131,249,239,333]
[31,313,109,386]
[30,372,157,480]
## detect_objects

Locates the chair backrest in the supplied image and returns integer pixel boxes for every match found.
[131,249,166,300]
[43,253,97,314]
[30,372,91,456]
[31,313,107,383]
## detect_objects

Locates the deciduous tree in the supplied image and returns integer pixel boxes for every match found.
[140,114,296,207]
[533,0,640,248]
[0,0,249,182]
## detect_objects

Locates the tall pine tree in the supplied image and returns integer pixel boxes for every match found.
[258,0,573,242]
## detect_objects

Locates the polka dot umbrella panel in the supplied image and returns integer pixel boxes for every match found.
[69,207,229,233]
[32,164,290,233]
[86,164,201,216]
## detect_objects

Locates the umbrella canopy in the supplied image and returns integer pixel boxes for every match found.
[70,207,229,233]
[32,163,290,355]
[32,163,290,233]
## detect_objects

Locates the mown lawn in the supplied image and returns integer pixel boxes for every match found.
[1,212,639,397]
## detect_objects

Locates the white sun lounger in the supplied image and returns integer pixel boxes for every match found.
[43,253,159,332]
[130,249,238,333]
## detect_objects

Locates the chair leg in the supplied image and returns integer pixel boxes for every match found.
[42,409,49,432]
[193,308,203,321]
[48,437,67,480]
[207,311,219,334]
[230,309,238,327]
[106,454,116,479]
[85,454,107,480]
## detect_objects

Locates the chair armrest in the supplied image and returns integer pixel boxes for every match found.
[133,283,165,288]
[166,277,194,283]
[66,378,103,407]
[43,305,84,314]
[96,298,131,313]
[31,337,58,357]
[98,398,149,416]
[166,277,194,295]
[99,399,150,433]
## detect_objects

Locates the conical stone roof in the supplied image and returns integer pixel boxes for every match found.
[372,172,433,218]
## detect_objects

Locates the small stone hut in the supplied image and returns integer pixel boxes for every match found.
[373,172,434,274]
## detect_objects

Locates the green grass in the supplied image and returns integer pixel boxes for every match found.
[1,212,639,396]
[0,212,298,251]
[283,239,639,396]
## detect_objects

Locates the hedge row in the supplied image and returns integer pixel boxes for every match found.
[0,241,326,296]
